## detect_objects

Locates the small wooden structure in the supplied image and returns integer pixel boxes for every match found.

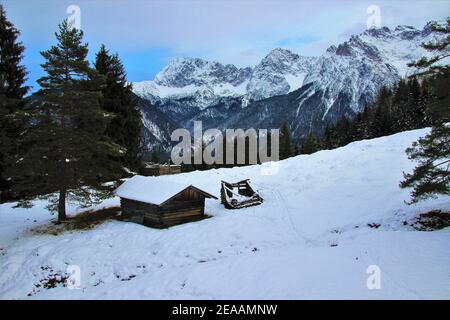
[139,164,181,177]
[116,176,217,228]
[220,179,263,209]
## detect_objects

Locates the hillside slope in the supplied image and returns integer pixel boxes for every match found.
[0,128,448,299]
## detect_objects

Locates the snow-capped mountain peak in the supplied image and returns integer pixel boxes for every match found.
[133,57,252,111]
[133,47,318,108]
[154,57,252,88]
[133,19,448,155]
[244,48,317,104]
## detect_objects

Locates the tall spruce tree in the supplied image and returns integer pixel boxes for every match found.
[334,115,352,147]
[323,123,338,149]
[94,45,143,169]
[6,20,124,221]
[150,149,160,164]
[407,77,427,129]
[392,79,414,131]
[424,69,450,124]
[400,19,450,204]
[0,5,28,107]
[0,4,29,200]
[369,86,393,137]
[300,133,321,155]
[280,123,292,160]
[400,124,449,203]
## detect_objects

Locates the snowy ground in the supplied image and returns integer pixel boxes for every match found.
[0,128,449,299]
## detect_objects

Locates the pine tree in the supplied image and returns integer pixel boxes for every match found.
[408,19,450,77]
[300,133,320,154]
[418,77,433,126]
[369,86,393,138]
[391,79,413,131]
[279,122,292,160]
[400,124,450,203]
[322,124,337,149]
[95,45,143,169]
[293,142,301,156]
[400,18,450,204]
[334,115,352,147]
[349,112,364,142]
[0,4,29,200]
[150,149,159,164]
[407,77,426,129]
[5,20,124,221]
[424,69,450,124]
[358,105,372,140]
[0,5,28,108]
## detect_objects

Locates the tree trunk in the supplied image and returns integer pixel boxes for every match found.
[58,188,67,222]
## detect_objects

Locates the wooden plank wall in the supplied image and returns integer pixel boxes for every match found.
[158,165,181,176]
[139,165,182,176]
[120,186,208,228]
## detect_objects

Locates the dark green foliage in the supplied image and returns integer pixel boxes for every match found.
[400,124,450,203]
[411,210,450,231]
[299,70,449,155]
[150,149,160,164]
[296,20,449,158]
[400,20,450,204]
[300,133,321,155]
[279,122,292,160]
[94,45,143,170]
[320,115,355,151]
[424,71,450,124]
[370,87,394,137]
[5,20,125,221]
[408,18,450,77]
[0,4,29,200]
[0,5,28,105]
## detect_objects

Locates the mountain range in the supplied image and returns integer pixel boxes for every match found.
[133,21,446,157]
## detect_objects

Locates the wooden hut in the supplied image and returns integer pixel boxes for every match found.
[139,164,181,176]
[115,176,217,228]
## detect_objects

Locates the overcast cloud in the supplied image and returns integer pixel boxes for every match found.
[2,0,449,89]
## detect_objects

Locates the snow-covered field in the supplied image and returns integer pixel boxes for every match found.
[0,128,449,299]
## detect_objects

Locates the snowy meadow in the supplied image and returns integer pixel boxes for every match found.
[0,128,449,299]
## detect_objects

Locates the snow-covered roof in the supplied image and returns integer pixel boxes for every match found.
[115,175,216,205]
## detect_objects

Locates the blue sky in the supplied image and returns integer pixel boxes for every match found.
[2,0,449,93]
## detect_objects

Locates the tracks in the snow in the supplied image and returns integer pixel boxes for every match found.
[269,186,322,247]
